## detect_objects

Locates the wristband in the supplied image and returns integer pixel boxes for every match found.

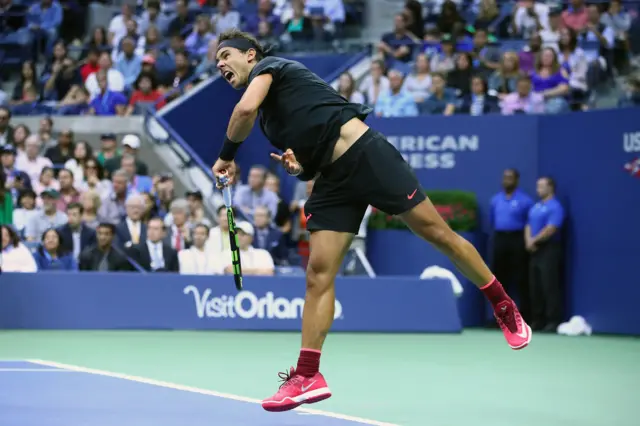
[219,136,242,161]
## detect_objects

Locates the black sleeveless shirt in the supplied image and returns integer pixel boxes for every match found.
[248,56,372,180]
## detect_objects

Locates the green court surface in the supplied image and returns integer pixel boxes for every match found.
[1,329,638,426]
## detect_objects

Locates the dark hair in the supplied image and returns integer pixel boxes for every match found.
[471,75,487,93]
[134,71,159,91]
[0,106,10,119]
[517,74,532,84]
[148,216,166,230]
[559,28,578,52]
[17,189,37,207]
[505,168,520,179]
[2,225,20,249]
[67,202,84,214]
[59,168,74,181]
[84,157,105,180]
[218,29,267,60]
[216,204,232,215]
[97,222,116,234]
[0,168,5,203]
[40,228,66,257]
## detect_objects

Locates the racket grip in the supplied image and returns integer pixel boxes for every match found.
[218,176,232,207]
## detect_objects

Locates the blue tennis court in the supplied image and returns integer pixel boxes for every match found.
[0,360,393,426]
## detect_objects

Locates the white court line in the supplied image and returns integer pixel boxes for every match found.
[27,359,399,426]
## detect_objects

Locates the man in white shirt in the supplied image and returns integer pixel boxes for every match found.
[540,8,562,51]
[108,3,139,48]
[512,0,550,39]
[223,221,275,276]
[179,224,224,275]
[85,52,126,100]
[15,135,53,184]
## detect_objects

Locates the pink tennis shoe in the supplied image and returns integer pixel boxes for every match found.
[261,367,332,412]
[495,299,532,350]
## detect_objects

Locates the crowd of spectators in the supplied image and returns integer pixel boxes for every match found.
[0,112,372,275]
[335,0,639,117]
[0,0,356,115]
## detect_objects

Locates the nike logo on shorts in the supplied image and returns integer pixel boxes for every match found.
[306,213,312,221]
[407,189,418,200]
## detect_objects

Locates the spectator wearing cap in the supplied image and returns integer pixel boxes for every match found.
[0,107,13,146]
[96,133,119,167]
[25,188,68,241]
[103,134,149,177]
[116,193,147,248]
[88,70,128,116]
[223,221,274,276]
[540,8,563,51]
[178,223,224,275]
[99,169,132,224]
[13,190,38,235]
[1,145,32,194]
[56,169,81,212]
[128,216,179,272]
[16,135,53,185]
[116,37,143,91]
[165,198,193,251]
[85,52,126,100]
[121,155,153,194]
[374,70,418,118]
[79,222,131,271]
[1,225,38,273]
[57,202,97,262]
[141,55,157,76]
[44,128,75,166]
[33,228,78,271]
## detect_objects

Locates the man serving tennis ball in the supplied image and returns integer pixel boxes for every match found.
[212,29,532,413]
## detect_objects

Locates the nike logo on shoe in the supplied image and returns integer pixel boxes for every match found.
[516,327,529,339]
[407,189,418,199]
[301,381,316,392]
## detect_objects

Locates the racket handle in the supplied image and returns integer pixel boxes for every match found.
[218,176,232,207]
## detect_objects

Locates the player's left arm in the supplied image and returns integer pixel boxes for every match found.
[226,74,273,142]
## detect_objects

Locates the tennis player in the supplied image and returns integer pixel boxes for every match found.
[212,29,532,413]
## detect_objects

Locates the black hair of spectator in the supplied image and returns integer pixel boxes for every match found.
[147,0,161,10]
[517,74,532,84]
[17,189,37,207]
[218,29,267,61]
[431,71,447,82]
[134,71,159,91]
[67,202,84,215]
[84,158,105,180]
[74,141,94,163]
[43,116,53,128]
[40,228,67,257]
[194,223,210,234]
[148,216,166,230]
[559,27,578,52]
[97,222,116,234]
[0,106,11,120]
[88,26,107,48]
[87,47,101,57]
[20,60,38,87]
[217,204,235,215]
[471,75,488,93]
[13,123,30,140]
[1,225,20,249]
[505,168,520,179]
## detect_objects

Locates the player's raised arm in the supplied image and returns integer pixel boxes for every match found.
[226,74,272,143]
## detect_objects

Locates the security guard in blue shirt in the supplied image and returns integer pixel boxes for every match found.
[525,177,565,332]
[490,169,534,322]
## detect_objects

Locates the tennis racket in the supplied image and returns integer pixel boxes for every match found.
[218,175,243,291]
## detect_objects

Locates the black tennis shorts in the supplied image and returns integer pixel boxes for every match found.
[305,128,426,234]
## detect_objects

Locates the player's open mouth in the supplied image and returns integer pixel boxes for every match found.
[224,71,234,82]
